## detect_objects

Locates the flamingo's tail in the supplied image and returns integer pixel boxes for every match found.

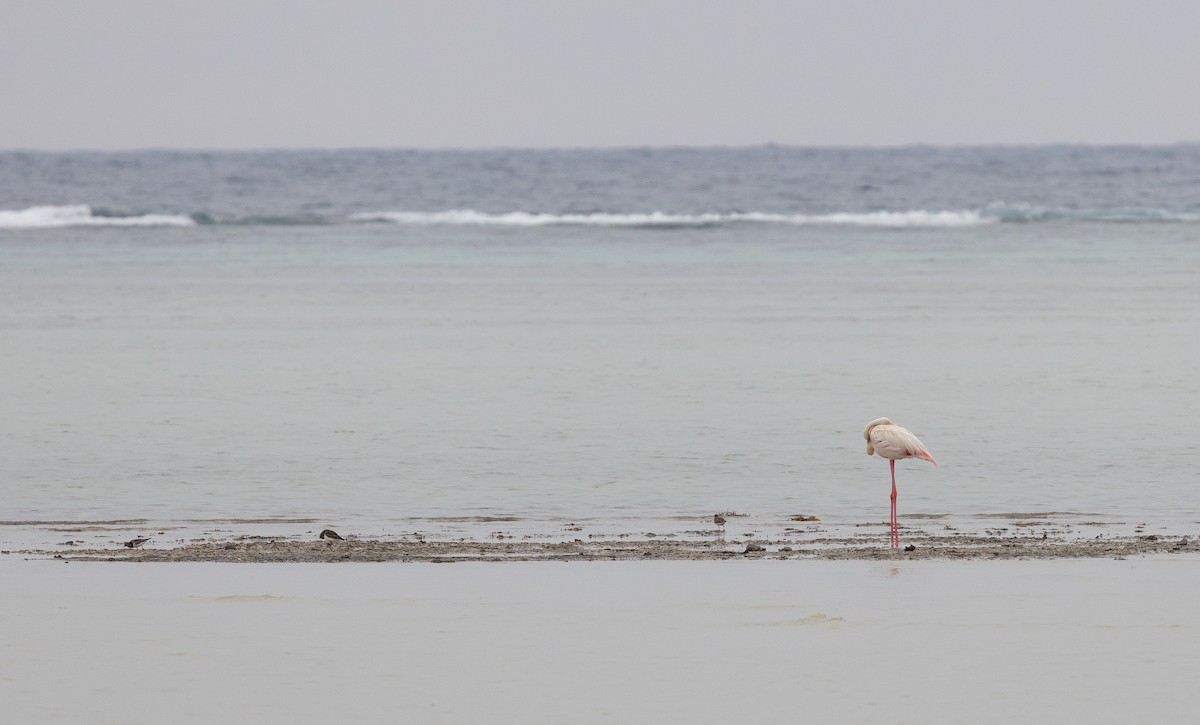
[913,449,938,465]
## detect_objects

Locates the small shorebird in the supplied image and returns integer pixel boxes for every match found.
[319,529,345,541]
[864,417,937,548]
[713,514,726,536]
[124,537,151,548]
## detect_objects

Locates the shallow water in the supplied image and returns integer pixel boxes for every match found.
[3,147,1200,546]
[2,220,1198,547]
[4,558,1199,723]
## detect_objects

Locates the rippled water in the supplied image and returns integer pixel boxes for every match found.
[3,217,1198,544]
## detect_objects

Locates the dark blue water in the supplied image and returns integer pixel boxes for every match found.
[2,145,1199,224]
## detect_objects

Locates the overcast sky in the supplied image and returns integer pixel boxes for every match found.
[2,0,1197,149]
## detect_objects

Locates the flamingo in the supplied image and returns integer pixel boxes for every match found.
[863,418,937,548]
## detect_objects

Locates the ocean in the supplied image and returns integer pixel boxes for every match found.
[3,145,1199,547]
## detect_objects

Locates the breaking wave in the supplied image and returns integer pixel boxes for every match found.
[0,205,196,228]
[350,209,992,228]
[353,206,1200,228]
[5,204,1198,230]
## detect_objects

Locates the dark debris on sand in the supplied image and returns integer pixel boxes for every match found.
[17,532,1200,563]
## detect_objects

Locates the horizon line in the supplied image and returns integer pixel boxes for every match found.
[2,140,1199,154]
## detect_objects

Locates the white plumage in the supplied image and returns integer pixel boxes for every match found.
[864,417,937,464]
[863,417,937,548]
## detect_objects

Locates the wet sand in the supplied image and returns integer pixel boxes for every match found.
[15,529,1196,562]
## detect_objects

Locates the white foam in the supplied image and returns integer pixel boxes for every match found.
[0,205,196,229]
[783,210,992,227]
[350,210,731,227]
[350,209,993,228]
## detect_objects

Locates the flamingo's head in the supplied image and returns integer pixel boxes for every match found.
[863,417,892,455]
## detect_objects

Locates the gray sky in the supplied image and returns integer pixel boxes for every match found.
[2,0,1197,149]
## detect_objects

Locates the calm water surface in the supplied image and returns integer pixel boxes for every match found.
[3,223,1198,538]
[2,147,1199,545]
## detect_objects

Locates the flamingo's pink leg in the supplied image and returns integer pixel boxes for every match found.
[890,459,898,548]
